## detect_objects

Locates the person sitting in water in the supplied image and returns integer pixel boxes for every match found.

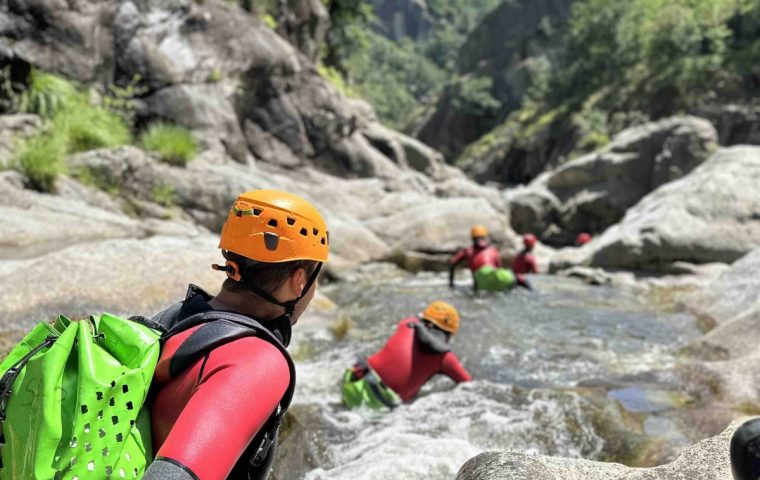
[512,233,539,275]
[449,225,532,292]
[342,301,471,409]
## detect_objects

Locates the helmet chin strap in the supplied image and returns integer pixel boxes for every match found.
[213,262,323,324]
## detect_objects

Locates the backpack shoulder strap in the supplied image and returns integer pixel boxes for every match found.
[163,311,296,411]
[162,310,296,469]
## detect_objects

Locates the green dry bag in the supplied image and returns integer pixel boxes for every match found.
[0,314,161,479]
[474,265,516,291]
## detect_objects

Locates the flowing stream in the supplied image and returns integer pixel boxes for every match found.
[273,266,702,479]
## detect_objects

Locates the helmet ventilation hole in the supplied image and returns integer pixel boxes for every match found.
[313,228,319,236]
[300,228,308,237]
[320,237,326,245]
[268,219,278,227]
[253,208,262,216]
[287,217,296,226]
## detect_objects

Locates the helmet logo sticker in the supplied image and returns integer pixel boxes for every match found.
[264,232,280,251]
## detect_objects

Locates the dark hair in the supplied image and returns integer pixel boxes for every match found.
[222,251,319,297]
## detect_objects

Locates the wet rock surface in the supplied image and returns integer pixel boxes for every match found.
[456,423,736,480]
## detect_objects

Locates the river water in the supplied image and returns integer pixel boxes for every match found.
[272,266,702,479]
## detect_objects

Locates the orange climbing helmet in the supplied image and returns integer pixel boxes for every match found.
[471,225,489,239]
[421,301,460,335]
[218,189,329,264]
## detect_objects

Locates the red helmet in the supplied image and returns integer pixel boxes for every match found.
[575,232,592,246]
[523,233,537,249]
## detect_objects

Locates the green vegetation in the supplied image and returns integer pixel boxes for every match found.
[531,0,760,141]
[341,34,444,128]
[140,123,198,166]
[9,70,131,191]
[322,0,500,127]
[17,133,67,192]
[152,183,178,207]
[207,69,223,83]
[322,0,373,78]
[317,64,357,97]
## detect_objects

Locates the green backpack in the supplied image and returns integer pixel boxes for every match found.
[0,314,160,479]
[0,306,296,480]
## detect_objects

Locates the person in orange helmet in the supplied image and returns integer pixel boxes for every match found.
[512,233,539,275]
[144,190,328,480]
[450,226,532,292]
[342,301,471,409]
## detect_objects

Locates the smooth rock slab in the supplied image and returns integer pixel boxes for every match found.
[588,146,760,270]
[457,424,735,480]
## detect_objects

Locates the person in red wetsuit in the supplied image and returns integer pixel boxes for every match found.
[512,233,539,274]
[342,301,471,408]
[575,232,592,246]
[450,225,532,291]
[144,190,330,480]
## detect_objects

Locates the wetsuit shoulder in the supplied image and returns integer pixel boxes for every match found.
[149,337,290,480]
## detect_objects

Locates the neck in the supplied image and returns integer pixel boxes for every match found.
[208,289,286,321]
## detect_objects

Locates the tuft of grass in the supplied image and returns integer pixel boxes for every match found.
[54,103,131,153]
[17,71,80,118]
[207,69,223,83]
[16,133,67,192]
[152,183,177,207]
[140,123,198,166]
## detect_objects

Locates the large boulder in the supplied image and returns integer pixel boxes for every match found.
[68,146,513,266]
[680,248,760,361]
[585,146,760,270]
[456,423,736,480]
[0,171,145,259]
[0,0,118,84]
[508,116,719,243]
[3,0,450,181]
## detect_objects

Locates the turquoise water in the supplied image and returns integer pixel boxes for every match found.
[273,269,702,479]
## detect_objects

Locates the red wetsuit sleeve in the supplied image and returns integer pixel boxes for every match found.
[440,352,472,383]
[527,254,538,273]
[450,248,467,265]
[155,337,290,480]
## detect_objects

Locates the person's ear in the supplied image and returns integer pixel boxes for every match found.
[290,268,307,296]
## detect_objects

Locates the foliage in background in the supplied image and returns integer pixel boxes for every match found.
[140,123,198,166]
[539,0,759,132]
[317,64,358,97]
[419,0,503,69]
[456,0,760,169]
[326,0,500,128]
[342,33,444,128]
[322,0,373,77]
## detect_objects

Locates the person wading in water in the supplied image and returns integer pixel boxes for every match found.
[342,301,471,409]
[449,226,532,292]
